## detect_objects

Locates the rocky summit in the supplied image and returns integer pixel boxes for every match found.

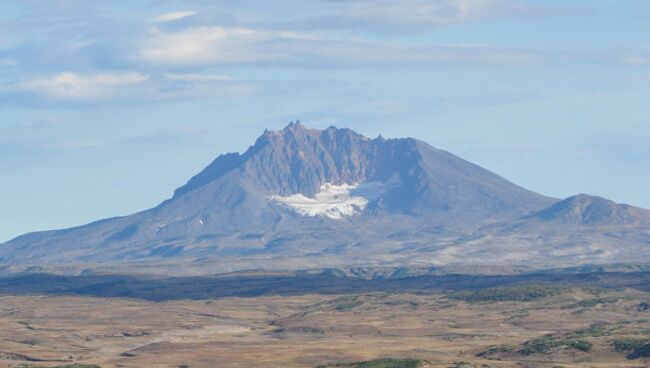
[2,123,649,275]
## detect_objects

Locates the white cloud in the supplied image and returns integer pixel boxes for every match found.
[164,73,233,82]
[153,11,198,23]
[16,72,149,99]
[333,0,506,26]
[295,0,550,32]
[135,24,548,68]
[3,70,259,105]
[136,26,273,65]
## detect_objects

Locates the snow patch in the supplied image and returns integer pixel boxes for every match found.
[270,181,393,220]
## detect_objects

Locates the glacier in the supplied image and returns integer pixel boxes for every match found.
[269,181,389,219]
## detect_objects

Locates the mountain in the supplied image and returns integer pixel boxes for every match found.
[529,194,650,226]
[452,194,650,269]
[2,123,649,275]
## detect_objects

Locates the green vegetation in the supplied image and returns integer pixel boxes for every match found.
[475,345,514,357]
[566,323,612,338]
[610,338,649,352]
[18,365,100,368]
[520,336,561,355]
[356,358,422,368]
[448,363,475,368]
[450,285,567,303]
[317,358,423,368]
[333,296,364,311]
[382,299,419,308]
[514,321,650,357]
[566,296,619,309]
[520,336,592,355]
[567,340,593,352]
[628,343,650,359]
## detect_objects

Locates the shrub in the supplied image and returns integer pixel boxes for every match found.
[450,285,567,303]
[611,338,649,352]
[520,336,561,355]
[317,358,423,368]
[520,336,592,355]
[568,340,592,352]
[19,365,101,368]
[566,297,619,309]
[356,358,423,368]
[628,343,650,359]
[476,345,514,357]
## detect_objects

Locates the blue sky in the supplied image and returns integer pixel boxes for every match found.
[1,0,650,242]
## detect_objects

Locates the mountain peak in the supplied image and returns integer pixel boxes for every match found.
[172,124,552,211]
[531,193,649,225]
[278,120,307,134]
[285,120,304,130]
[259,121,323,143]
[277,120,313,134]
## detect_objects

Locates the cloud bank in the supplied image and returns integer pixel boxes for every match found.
[0,1,643,106]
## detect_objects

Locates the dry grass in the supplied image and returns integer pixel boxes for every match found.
[0,288,648,367]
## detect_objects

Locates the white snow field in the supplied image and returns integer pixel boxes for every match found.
[269,181,390,219]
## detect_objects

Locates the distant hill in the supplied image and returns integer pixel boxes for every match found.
[2,123,649,275]
[530,194,650,226]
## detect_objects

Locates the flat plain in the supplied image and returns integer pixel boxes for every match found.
[1,282,649,368]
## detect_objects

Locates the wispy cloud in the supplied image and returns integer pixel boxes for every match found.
[301,0,539,32]
[265,0,579,34]
[2,70,259,106]
[0,1,641,107]
[153,11,198,23]
[164,73,233,82]
[136,26,274,66]
[135,24,549,68]
[15,72,149,99]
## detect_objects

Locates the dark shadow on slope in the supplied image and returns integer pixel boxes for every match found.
[0,271,649,302]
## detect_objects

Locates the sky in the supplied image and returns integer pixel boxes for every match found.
[1,0,650,242]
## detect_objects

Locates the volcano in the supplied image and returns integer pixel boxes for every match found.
[3,122,649,275]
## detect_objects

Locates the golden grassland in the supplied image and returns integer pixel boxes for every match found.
[0,287,649,368]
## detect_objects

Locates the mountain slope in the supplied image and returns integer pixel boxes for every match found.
[444,194,650,269]
[2,123,648,275]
